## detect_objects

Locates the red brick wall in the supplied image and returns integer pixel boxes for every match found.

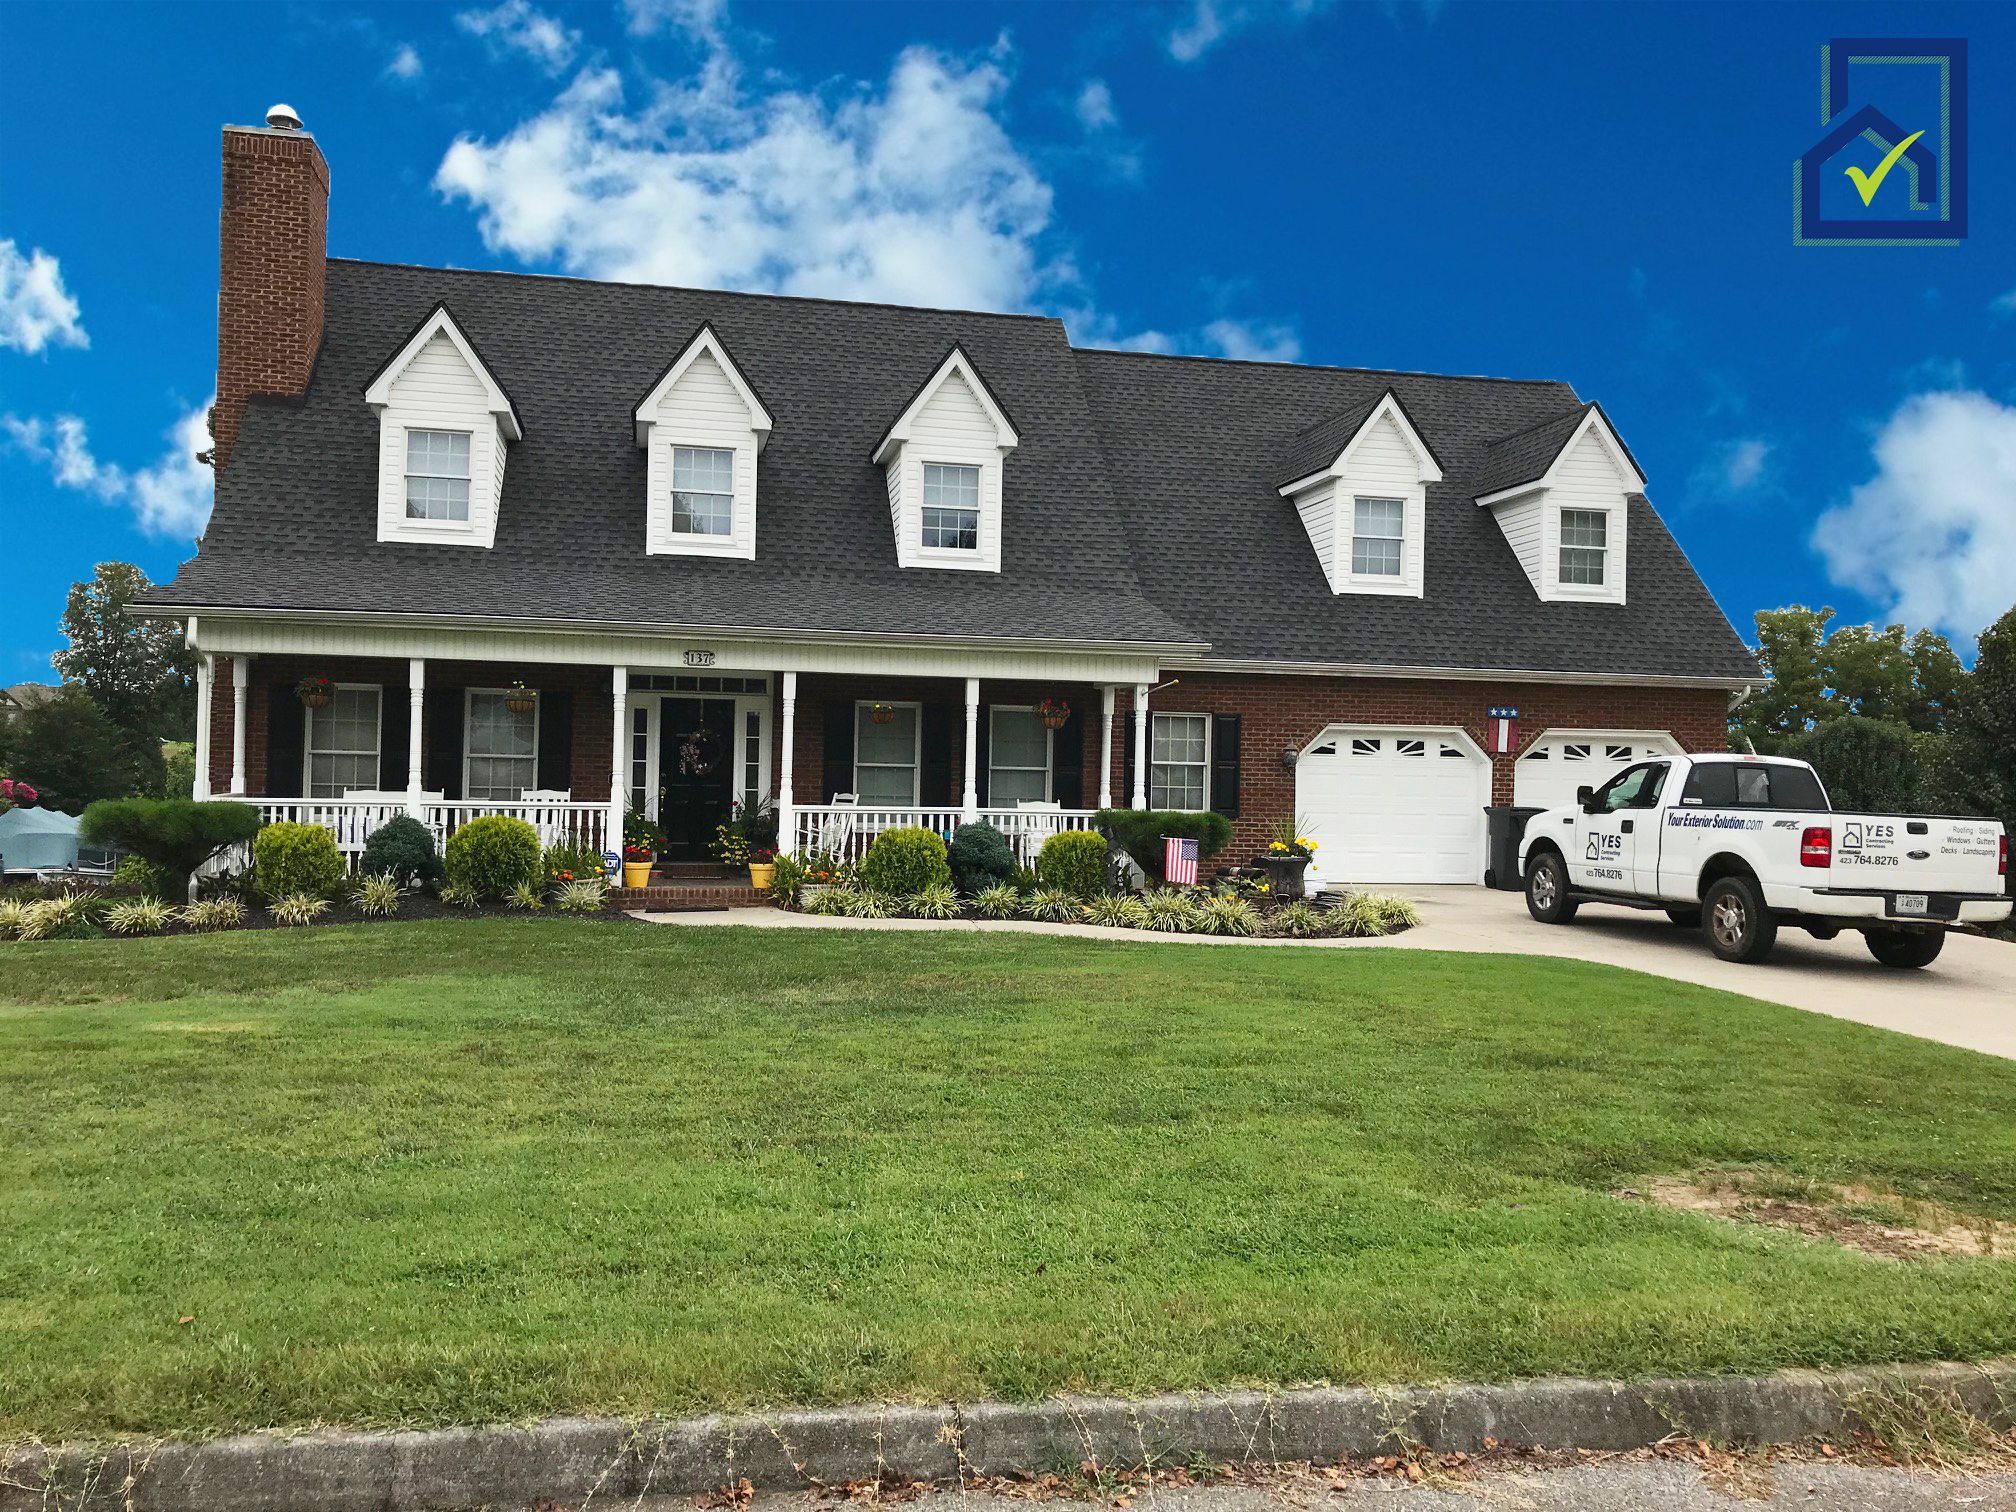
[215,126,329,474]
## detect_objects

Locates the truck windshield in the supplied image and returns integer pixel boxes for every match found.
[1681,762,1829,811]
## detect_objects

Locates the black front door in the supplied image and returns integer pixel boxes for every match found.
[658,698,737,860]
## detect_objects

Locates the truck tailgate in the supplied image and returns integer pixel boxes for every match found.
[1824,815,2004,898]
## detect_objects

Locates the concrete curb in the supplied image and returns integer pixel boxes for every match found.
[6,1359,2011,1511]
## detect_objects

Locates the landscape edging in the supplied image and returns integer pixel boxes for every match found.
[4,1358,2011,1511]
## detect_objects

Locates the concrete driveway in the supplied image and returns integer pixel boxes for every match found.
[1385,886,2016,1060]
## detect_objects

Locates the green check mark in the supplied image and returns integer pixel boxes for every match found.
[1844,130,1926,206]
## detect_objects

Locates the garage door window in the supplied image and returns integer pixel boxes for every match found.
[1151,714,1209,810]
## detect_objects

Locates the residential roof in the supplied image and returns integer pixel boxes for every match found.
[1464,403,1595,500]
[148,259,1757,682]
[1270,390,1388,491]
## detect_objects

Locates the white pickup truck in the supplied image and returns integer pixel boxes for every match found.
[1518,752,2010,966]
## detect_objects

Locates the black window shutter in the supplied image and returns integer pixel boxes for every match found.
[1210,713,1242,818]
[1122,717,1136,809]
[822,701,855,800]
[1052,709,1084,808]
[537,689,574,792]
[265,682,305,798]
[380,685,409,791]
[424,686,464,799]
[920,704,953,807]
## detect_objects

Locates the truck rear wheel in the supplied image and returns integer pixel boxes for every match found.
[1865,928,1945,969]
[1525,851,1578,924]
[1702,876,1777,964]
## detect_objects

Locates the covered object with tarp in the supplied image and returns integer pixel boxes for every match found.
[0,807,82,872]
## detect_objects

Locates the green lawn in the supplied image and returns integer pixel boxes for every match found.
[3,920,2015,1440]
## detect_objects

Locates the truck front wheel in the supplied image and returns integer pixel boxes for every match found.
[1702,876,1777,964]
[1525,851,1578,924]
[1864,928,1945,969]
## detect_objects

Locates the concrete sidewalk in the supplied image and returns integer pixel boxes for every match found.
[634,887,2016,1060]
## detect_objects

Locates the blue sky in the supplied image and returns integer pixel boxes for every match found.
[3,0,2012,681]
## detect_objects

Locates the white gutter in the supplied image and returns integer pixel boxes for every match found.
[1159,654,1754,692]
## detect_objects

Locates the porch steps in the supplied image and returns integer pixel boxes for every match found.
[613,882,769,910]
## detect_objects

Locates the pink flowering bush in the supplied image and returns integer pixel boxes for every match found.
[0,778,38,814]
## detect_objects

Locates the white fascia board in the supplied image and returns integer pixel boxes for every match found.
[633,324,775,449]
[1275,390,1442,497]
[1158,654,1751,691]
[364,306,522,441]
[871,347,1019,465]
[1474,408,1645,507]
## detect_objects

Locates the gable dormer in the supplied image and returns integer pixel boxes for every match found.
[1274,389,1442,598]
[363,304,521,549]
[872,346,1018,573]
[634,324,773,561]
[1473,404,1640,606]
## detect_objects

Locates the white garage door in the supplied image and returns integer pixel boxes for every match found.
[1296,727,1490,884]
[1513,732,1681,812]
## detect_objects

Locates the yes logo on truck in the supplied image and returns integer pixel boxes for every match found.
[1839,819,1899,867]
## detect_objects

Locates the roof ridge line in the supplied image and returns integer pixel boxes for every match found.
[1072,345,1579,388]
[1481,401,1596,448]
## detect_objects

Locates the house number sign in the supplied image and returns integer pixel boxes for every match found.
[683,650,717,667]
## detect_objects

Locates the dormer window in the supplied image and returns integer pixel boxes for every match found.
[672,446,735,536]
[1275,390,1439,599]
[1350,497,1404,576]
[1473,404,1636,605]
[405,430,471,522]
[921,463,980,550]
[634,324,772,561]
[1559,508,1608,585]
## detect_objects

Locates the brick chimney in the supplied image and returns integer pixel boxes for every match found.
[215,114,329,472]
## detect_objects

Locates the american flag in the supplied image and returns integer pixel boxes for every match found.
[1164,836,1199,886]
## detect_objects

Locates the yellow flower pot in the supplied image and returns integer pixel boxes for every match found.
[748,863,776,891]
[622,862,654,889]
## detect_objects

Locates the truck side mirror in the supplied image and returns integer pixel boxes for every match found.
[1576,785,1596,812]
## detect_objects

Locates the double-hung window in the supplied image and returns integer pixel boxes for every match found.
[1559,508,1608,585]
[1150,713,1209,811]
[988,708,1050,805]
[921,463,980,550]
[465,691,538,801]
[405,429,471,521]
[672,446,734,536]
[854,703,920,804]
[306,686,381,798]
[1351,497,1404,576]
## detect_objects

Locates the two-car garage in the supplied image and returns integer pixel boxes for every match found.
[1294,725,1680,885]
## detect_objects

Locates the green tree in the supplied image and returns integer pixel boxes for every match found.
[1905,628,1970,732]
[1735,605,1971,747]
[52,562,195,746]
[1737,606,1833,745]
[0,687,159,813]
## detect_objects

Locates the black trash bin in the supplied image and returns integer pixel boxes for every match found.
[1483,805,1546,891]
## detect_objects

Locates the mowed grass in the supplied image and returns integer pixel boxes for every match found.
[3,920,2015,1440]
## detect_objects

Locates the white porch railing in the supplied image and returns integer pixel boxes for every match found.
[790,805,1099,866]
[256,799,611,865]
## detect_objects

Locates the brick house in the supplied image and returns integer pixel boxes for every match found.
[145,112,1758,888]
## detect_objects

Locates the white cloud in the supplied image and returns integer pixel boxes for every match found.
[1075,79,1118,131]
[1165,0,1332,62]
[455,0,579,73]
[387,44,423,81]
[1989,286,2016,318]
[1812,389,2016,639]
[1688,436,1772,502]
[0,239,87,354]
[1199,317,1301,362]
[1167,0,1229,61]
[2,397,215,540]
[623,0,725,42]
[1721,438,1769,489]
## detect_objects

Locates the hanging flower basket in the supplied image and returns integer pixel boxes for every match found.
[868,703,898,725]
[504,681,538,715]
[1035,696,1071,729]
[295,675,335,709]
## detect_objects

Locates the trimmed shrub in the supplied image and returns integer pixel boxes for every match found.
[359,815,444,888]
[860,826,952,895]
[1035,830,1109,901]
[947,822,1016,895]
[444,815,543,899]
[253,822,346,901]
[80,798,263,899]
[1095,809,1234,882]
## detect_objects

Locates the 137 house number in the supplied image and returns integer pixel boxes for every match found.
[683,650,716,667]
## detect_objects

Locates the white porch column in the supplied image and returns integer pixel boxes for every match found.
[777,671,798,856]
[406,658,426,817]
[609,665,628,854]
[961,676,980,820]
[229,655,251,795]
[193,652,214,801]
[1097,685,1116,810]
[1130,683,1150,809]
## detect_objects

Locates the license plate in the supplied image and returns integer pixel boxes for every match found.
[1894,893,1929,916]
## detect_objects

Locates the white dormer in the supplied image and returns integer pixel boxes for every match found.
[634,324,772,561]
[1275,390,1441,598]
[1476,406,1639,606]
[872,347,1018,573]
[364,305,521,550]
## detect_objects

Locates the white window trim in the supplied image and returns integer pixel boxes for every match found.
[1550,503,1618,600]
[669,443,738,539]
[733,693,772,809]
[403,426,474,526]
[462,687,542,803]
[1149,711,1212,814]
[1277,392,1436,600]
[302,682,384,799]
[854,699,923,806]
[636,327,769,563]
[919,461,983,554]
[1344,494,1414,591]
[987,705,1054,803]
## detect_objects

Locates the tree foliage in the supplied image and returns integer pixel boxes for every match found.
[79,798,262,897]
[1775,717,1922,813]
[53,562,195,746]
[1736,605,1971,748]
[0,687,160,813]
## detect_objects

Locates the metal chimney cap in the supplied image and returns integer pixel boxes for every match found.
[265,103,303,130]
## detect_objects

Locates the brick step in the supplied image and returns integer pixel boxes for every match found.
[649,864,746,880]
[612,885,769,909]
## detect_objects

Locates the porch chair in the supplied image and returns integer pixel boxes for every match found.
[1012,799,1065,866]
[818,794,859,861]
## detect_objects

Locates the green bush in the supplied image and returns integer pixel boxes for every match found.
[113,854,176,899]
[1035,829,1109,900]
[860,826,951,894]
[444,815,543,899]
[359,815,444,888]
[1775,716,1922,813]
[252,822,346,901]
[79,798,262,899]
[947,822,1016,895]
[1095,809,1234,881]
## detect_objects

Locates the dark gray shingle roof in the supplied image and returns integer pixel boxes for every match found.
[1463,403,1593,499]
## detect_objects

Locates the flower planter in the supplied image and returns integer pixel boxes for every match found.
[622,862,654,889]
[868,705,897,725]
[504,696,537,715]
[298,692,332,709]
[1039,711,1070,729]
[1261,856,1310,901]
[748,862,776,891]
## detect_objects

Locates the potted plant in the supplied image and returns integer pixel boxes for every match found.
[621,842,655,889]
[1261,817,1318,901]
[1034,696,1071,730]
[295,675,335,709]
[795,849,844,905]
[867,702,898,725]
[504,680,538,715]
[0,778,36,814]
[747,846,777,891]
